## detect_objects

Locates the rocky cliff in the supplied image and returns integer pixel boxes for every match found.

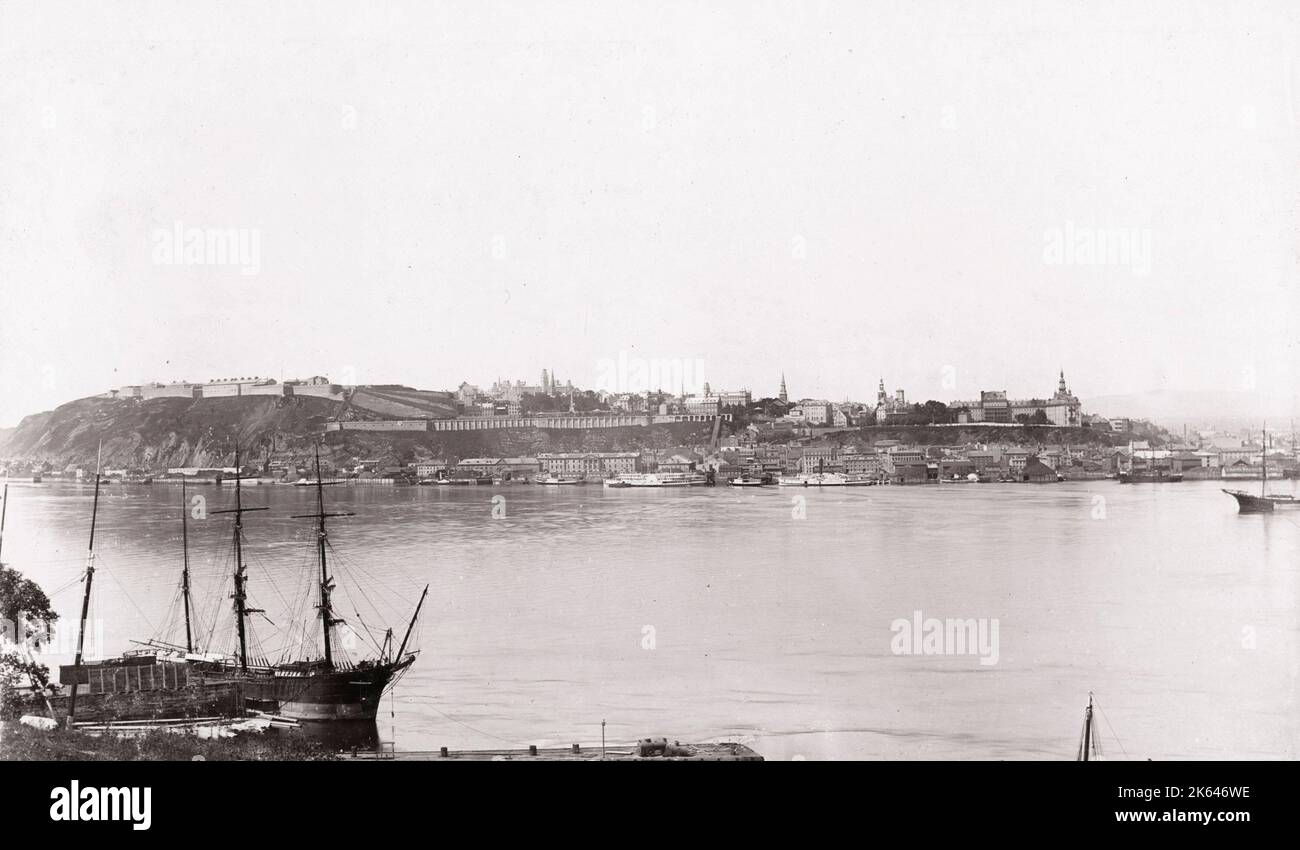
[0,395,716,471]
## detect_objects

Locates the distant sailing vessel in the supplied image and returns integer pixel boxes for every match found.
[1223,430,1299,513]
[192,448,428,721]
[1117,443,1183,483]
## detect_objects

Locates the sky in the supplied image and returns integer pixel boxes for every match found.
[1,0,1298,427]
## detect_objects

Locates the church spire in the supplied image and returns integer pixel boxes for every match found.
[778,373,788,403]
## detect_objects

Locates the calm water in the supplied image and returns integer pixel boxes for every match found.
[3,479,1297,760]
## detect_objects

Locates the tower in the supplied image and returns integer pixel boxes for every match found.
[779,373,788,404]
[877,378,887,406]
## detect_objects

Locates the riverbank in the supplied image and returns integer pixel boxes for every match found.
[0,721,336,761]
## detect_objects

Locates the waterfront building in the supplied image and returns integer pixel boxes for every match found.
[892,448,924,464]
[938,459,976,480]
[538,452,640,476]
[1005,448,1031,474]
[799,443,842,473]
[455,457,541,477]
[414,460,449,478]
[1021,458,1058,482]
[656,452,700,473]
[843,453,882,477]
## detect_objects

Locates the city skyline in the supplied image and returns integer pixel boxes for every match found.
[3,356,1299,429]
[5,360,1295,436]
[2,2,1297,426]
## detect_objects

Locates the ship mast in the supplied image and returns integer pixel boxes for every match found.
[292,445,351,668]
[394,584,430,662]
[1261,428,1267,499]
[1080,693,1094,761]
[181,478,193,653]
[0,477,8,566]
[67,443,103,725]
[213,446,266,671]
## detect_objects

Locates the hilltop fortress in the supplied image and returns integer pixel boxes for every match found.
[104,375,349,402]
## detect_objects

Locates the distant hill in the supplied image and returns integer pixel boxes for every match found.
[1084,390,1300,433]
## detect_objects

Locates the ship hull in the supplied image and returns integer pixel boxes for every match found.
[1222,489,1300,513]
[195,659,412,722]
[1118,472,1183,484]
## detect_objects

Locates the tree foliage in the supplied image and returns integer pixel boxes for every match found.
[0,564,58,645]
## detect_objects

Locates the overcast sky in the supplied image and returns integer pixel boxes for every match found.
[1,1,1297,426]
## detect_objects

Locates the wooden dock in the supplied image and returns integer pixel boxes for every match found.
[343,740,763,762]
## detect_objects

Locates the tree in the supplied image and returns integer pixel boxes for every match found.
[0,564,58,646]
[918,401,951,424]
[0,565,57,696]
[753,397,790,418]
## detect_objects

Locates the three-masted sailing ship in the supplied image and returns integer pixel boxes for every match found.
[189,447,428,721]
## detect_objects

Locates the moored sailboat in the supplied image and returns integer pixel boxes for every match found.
[191,447,428,721]
[1223,430,1300,513]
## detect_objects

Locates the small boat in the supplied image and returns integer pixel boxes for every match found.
[603,478,631,488]
[729,476,766,487]
[31,473,42,483]
[536,476,583,485]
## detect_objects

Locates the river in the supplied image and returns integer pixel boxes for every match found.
[2,478,1296,759]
